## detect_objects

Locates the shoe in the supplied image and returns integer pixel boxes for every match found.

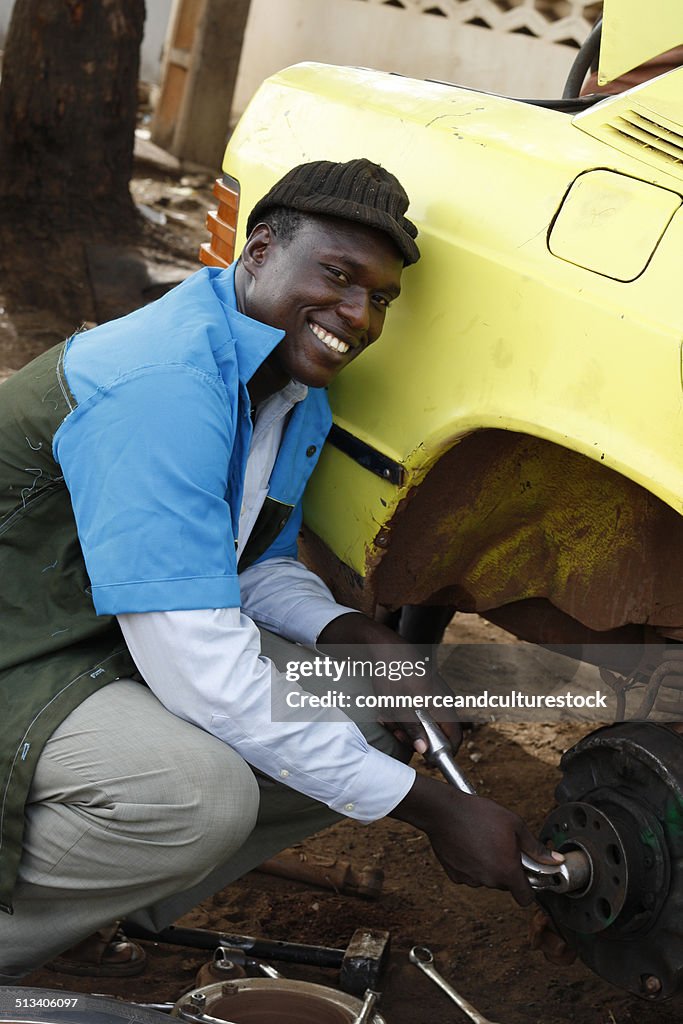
[45,922,147,977]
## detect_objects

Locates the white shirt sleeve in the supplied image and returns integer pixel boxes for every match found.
[117,608,416,823]
[239,556,359,646]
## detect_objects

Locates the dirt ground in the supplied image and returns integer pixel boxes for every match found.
[4,146,681,1024]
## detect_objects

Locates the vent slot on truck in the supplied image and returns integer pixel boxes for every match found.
[606,109,683,170]
[574,66,683,187]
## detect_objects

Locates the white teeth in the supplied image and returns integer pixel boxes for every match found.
[309,321,349,354]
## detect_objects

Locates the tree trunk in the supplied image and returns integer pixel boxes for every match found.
[0,0,145,224]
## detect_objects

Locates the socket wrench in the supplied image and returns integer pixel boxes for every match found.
[415,709,568,887]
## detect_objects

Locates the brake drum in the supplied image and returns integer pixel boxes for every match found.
[173,978,388,1024]
[537,723,683,999]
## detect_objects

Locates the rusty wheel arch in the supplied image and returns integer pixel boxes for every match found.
[302,429,683,647]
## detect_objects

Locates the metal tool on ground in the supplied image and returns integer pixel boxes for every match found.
[255,961,282,980]
[193,946,248,988]
[409,946,502,1024]
[350,988,381,1024]
[122,921,390,997]
[415,709,576,888]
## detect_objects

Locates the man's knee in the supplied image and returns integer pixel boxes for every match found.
[163,742,260,885]
[31,682,262,891]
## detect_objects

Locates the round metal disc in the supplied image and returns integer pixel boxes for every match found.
[539,802,628,934]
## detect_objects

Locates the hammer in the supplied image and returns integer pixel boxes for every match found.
[121,921,390,997]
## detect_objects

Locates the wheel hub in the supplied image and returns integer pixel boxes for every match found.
[536,723,683,999]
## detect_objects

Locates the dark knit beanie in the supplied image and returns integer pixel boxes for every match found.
[246,158,420,265]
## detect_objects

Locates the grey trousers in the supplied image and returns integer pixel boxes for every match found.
[0,631,408,979]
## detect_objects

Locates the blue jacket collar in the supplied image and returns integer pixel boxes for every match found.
[210,263,285,384]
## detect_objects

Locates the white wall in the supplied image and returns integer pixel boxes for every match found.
[0,1,13,48]
[140,0,174,83]
[0,0,588,132]
[231,0,581,122]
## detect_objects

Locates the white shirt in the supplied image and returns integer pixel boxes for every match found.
[118,384,415,823]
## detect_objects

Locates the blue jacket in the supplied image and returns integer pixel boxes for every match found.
[0,264,332,910]
[55,263,333,613]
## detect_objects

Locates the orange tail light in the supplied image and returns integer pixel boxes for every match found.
[199,174,240,268]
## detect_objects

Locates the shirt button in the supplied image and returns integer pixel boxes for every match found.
[280,769,290,778]
[306,445,317,457]
[279,516,288,529]
[344,802,355,812]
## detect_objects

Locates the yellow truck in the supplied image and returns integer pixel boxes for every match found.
[204,1,683,658]
[202,0,683,1000]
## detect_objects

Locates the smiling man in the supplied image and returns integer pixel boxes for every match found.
[238,161,407,396]
[0,159,556,980]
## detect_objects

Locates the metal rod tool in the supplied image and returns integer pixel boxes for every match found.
[409,946,502,1024]
[350,988,381,1024]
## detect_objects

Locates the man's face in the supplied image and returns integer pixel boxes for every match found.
[240,215,404,390]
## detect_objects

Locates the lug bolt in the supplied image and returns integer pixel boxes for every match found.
[190,992,207,1009]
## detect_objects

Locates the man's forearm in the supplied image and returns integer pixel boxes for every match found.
[239,557,359,646]
[117,606,415,822]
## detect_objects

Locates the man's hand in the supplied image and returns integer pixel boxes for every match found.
[317,611,462,753]
[390,773,561,907]
[318,613,563,905]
